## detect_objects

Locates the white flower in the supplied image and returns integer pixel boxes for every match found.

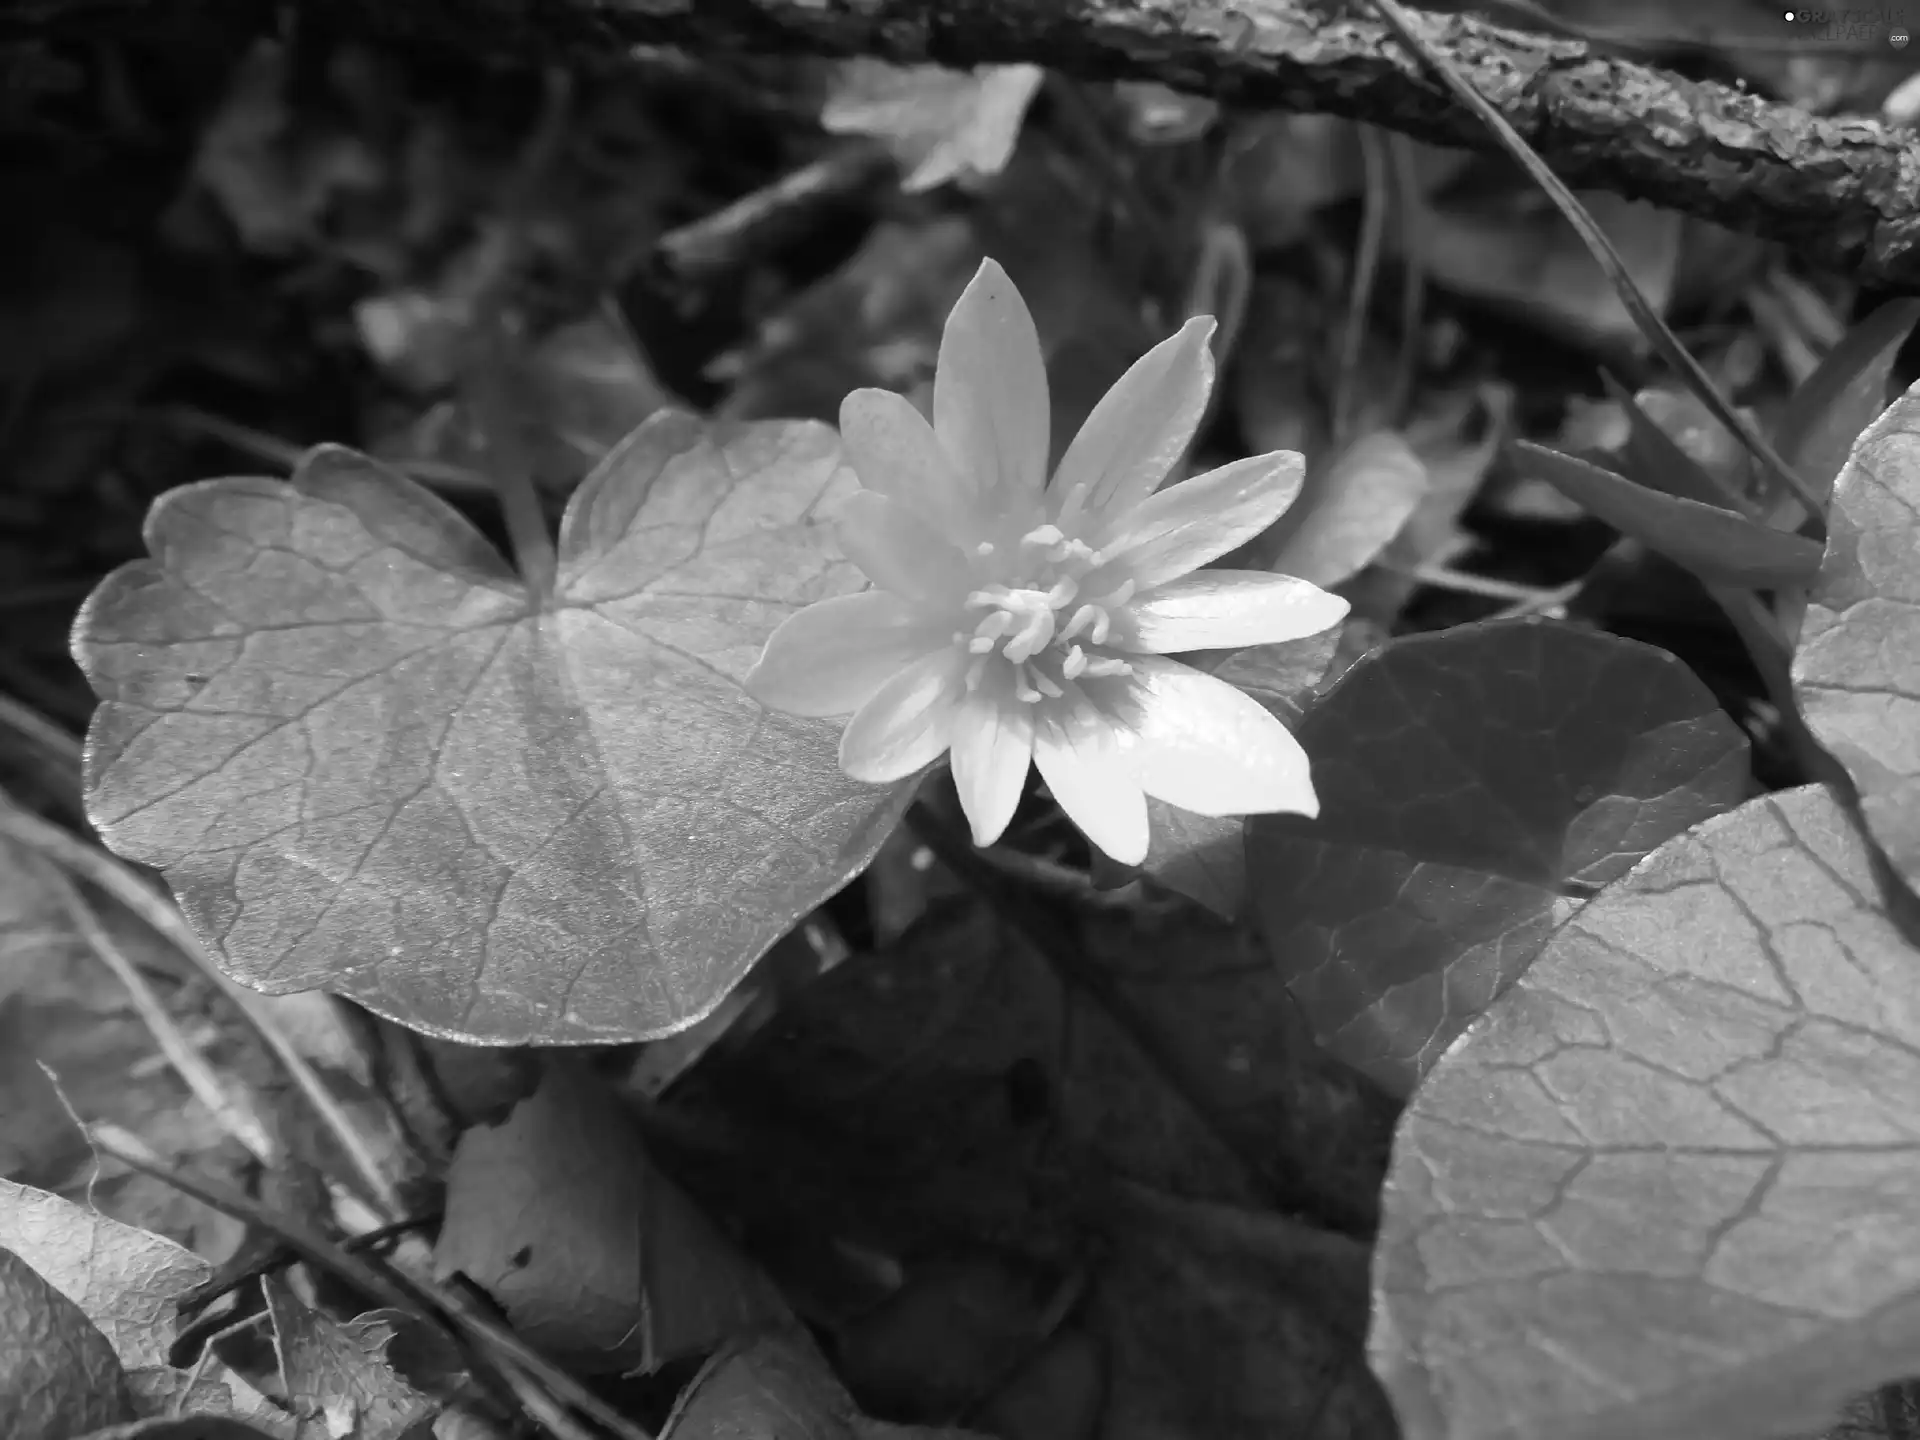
[746,258,1347,866]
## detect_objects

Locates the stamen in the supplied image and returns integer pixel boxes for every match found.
[1080,655,1133,678]
[1031,671,1064,698]
[974,541,996,558]
[1061,645,1089,680]
[965,585,1013,609]
[1043,575,1079,608]
[1001,608,1056,664]
[1021,523,1065,548]
[1088,610,1111,646]
[971,611,1013,642]
[1057,604,1102,644]
[1013,674,1043,703]
[965,655,989,690]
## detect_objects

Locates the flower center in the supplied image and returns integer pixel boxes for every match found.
[953,523,1136,705]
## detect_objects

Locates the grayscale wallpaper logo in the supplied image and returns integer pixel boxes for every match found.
[1782,7,1911,43]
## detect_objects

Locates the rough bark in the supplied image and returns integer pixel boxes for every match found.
[39,0,1920,286]
[517,0,1920,288]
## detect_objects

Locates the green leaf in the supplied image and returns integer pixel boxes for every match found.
[0,1246,134,1440]
[1371,785,1920,1440]
[72,413,914,1044]
[433,1062,782,1373]
[1792,380,1920,896]
[1601,373,1747,510]
[1514,441,1823,588]
[1247,619,1750,1098]
[1771,297,1920,520]
[262,1277,434,1440]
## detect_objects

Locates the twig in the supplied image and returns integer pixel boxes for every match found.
[1365,0,1824,525]
[86,1128,656,1440]
[36,855,277,1164]
[1335,124,1391,445]
[648,140,895,285]
[321,0,1920,290]
[0,805,403,1223]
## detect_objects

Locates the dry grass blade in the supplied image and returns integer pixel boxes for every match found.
[0,803,402,1222]
[35,853,277,1164]
[1366,0,1823,526]
[85,1126,654,1440]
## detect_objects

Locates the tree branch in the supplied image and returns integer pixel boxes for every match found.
[416,0,1920,288]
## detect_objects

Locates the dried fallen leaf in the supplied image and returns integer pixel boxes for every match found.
[822,60,1042,193]
[1372,785,1920,1440]
[0,1245,135,1440]
[433,1062,784,1373]
[261,1276,434,1440]
[0,1179,210,1373]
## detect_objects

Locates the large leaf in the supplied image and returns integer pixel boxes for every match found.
[1371,785,1920,1440]
[1793,381,1920,895]
[1513,441,1822,589]
[72,413,912,1044]
[1247,620,1750,1098]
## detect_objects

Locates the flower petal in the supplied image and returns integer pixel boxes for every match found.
[1119,570,1349,653]
[746,591,948,718]
[1049,315,1216,526]
[1123,655,1318,818]
[1096,451,1306,592]
[839,647,966,783]
[934,258,1050,511]
[835,491,974,605]
[840,387,979,530]
[1032,722,1150,865]
[949,692,1035,847]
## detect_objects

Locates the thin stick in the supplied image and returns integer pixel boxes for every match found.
[0,806,402,1222]
[86,1128,655,1440]
[1366,0,1823,524]
[39,858,276,1164]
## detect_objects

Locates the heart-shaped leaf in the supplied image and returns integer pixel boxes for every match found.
[1513,442,1822,589]
[1371,785,1920,1440]
[1792,381,1920,895]
[1770,296,1920,522]
[1247,619,1750,1097]
[73,413,913,1044]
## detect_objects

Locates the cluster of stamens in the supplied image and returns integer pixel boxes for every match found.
[953,522,1136,705]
